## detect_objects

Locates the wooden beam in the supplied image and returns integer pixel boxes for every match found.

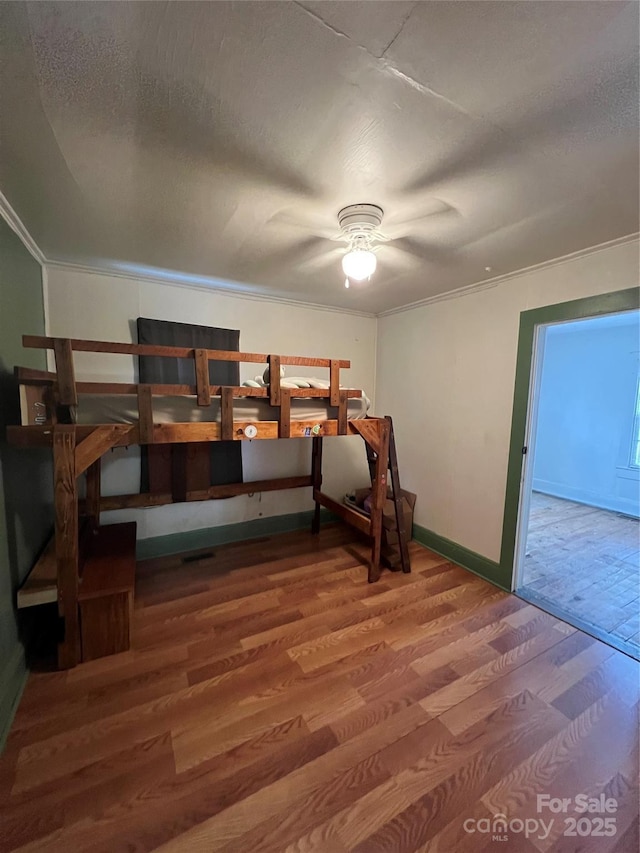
[137,385,154,444]
[311,436,323,534]
[95,475,313,510]
[7,419,371,448]
[53,426,80,669]
[313,490,372,536]
[7,423,139,448]
[221,387,234,441]
[268,354,281,406]
[53,339,77,407]
[85,459,101,530]
[194,349,211,406]
[15,366,56,384]
[330,359,340,406]
[75,425,135,475]
[23,336,350,368]
[15,381,361,398]
[337,389,348,435]
[350,418,385,456]
[279,389,291,438]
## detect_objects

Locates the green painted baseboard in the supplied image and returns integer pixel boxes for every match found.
[0,644,28,754]
[137,508,337,561]
[412,524,510,592]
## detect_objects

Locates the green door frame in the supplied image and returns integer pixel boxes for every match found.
[499,286,640,591]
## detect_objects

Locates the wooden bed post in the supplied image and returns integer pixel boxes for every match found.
[85,459,101,531]
[311,435,323,534]
[368,419,390,583]
[53,339,78,407]
[53,425,80,669]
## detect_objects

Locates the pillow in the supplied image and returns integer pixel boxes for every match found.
[242,379,262,388]
[262,365,286,384]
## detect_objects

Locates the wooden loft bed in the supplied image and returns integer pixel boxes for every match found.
[8,334,411,669]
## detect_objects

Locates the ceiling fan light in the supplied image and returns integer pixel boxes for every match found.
[341,249,377,281]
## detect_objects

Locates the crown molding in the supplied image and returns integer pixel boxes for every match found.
[44,258,377,319]
[1,191,636,321]
[377,232,640,318]
[0,190,375,318]
[0,190,46,265]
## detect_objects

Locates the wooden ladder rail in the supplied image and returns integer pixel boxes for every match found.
[368,419,391,582]
[365,416,411,575]
[386,416,411,574]
[310,417,400,583]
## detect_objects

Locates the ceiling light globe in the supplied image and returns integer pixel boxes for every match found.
[342,249,377,281]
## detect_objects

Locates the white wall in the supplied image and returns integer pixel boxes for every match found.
[532,313,640,517]
[375,238,640,562]
[45,267,377,539]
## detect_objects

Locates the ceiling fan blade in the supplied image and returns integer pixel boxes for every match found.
[382,203,461,239]
[267,209,340,241]
[298,245,346,271]
[238,236,331,279]
[390,236,456,265]
[377,244,423,272]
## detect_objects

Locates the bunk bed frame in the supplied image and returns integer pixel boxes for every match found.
[8,335,410,669]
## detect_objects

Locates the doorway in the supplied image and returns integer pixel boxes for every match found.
[514,310,640,658]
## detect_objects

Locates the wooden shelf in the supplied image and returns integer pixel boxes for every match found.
[79,522,137,600]
[79,522,137,661]
[17,536,57,609]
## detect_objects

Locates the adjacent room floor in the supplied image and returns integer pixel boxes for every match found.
[1,526,638,852]
[518,493,640,659]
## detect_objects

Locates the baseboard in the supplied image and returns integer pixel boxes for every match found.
[532,481,639,518]
[137,508,337,560]
[0,643,28,754]
[412,524,510,592]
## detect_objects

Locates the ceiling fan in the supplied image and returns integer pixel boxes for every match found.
[336,204,386,289]
[256,199,459,289]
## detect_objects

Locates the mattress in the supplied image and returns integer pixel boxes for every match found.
[74,391,370,425]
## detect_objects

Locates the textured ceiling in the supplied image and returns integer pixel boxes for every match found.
[1,1,638,313]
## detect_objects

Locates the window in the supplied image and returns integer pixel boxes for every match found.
[631,378,640,468]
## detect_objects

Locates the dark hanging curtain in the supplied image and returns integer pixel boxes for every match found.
[137,318,243,490]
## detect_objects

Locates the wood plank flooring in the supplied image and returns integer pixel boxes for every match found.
[1,524,638,852]
[520,493,640,658]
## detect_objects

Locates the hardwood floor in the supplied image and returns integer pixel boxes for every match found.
[520,493,640,658]
[1,524,638,852]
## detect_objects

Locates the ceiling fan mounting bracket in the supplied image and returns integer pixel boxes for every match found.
[337,203,385,240]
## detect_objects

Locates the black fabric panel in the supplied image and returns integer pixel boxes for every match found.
[137,318,243,489]
[137,318,239,386]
